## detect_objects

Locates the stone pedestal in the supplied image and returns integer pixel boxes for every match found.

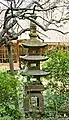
[24,85,44,114]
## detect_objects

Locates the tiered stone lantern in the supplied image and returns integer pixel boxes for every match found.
[19,15,49,116]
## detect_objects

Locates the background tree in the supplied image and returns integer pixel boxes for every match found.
[0,0,69,73]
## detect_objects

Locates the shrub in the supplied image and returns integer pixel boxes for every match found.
[42,50,69,117]
[0,72,22,119]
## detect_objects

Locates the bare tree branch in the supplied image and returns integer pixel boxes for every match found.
[25,16,69,35]
[17,28,30,36]
[41,0,50,6]
[0,0,69,44]
[47,28,69,34]
[0,1,9,8]
[37,30,50,39]
[17,0,25,8]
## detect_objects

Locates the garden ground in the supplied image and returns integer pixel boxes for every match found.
[0,62,19,71]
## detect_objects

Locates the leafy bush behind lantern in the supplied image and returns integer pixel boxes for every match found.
[42,50,69,118]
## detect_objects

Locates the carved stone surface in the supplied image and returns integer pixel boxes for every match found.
[22,42,47,48]
[20,16,49,116]
[25,84,44,91]
[19,55,48,61]
[22,69,49,76]
[24,87,44,114]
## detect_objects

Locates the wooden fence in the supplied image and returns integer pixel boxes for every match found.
[0,40,69,63]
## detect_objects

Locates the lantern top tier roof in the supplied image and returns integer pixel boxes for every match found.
[22,41,48,48]
[20,55,48,61]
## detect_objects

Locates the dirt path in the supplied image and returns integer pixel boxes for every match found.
[0,62,19,71]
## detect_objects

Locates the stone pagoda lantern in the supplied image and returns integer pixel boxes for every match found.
[19,14,49,116]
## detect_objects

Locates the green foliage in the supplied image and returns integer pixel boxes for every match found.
[43,50,69,84]
[0,72,17,103]
[44,118,69,120]
[42,50,69,118]
[0,50,69,119]
[0,72,22,119]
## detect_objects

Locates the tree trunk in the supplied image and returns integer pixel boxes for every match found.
[7,44,14,74]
